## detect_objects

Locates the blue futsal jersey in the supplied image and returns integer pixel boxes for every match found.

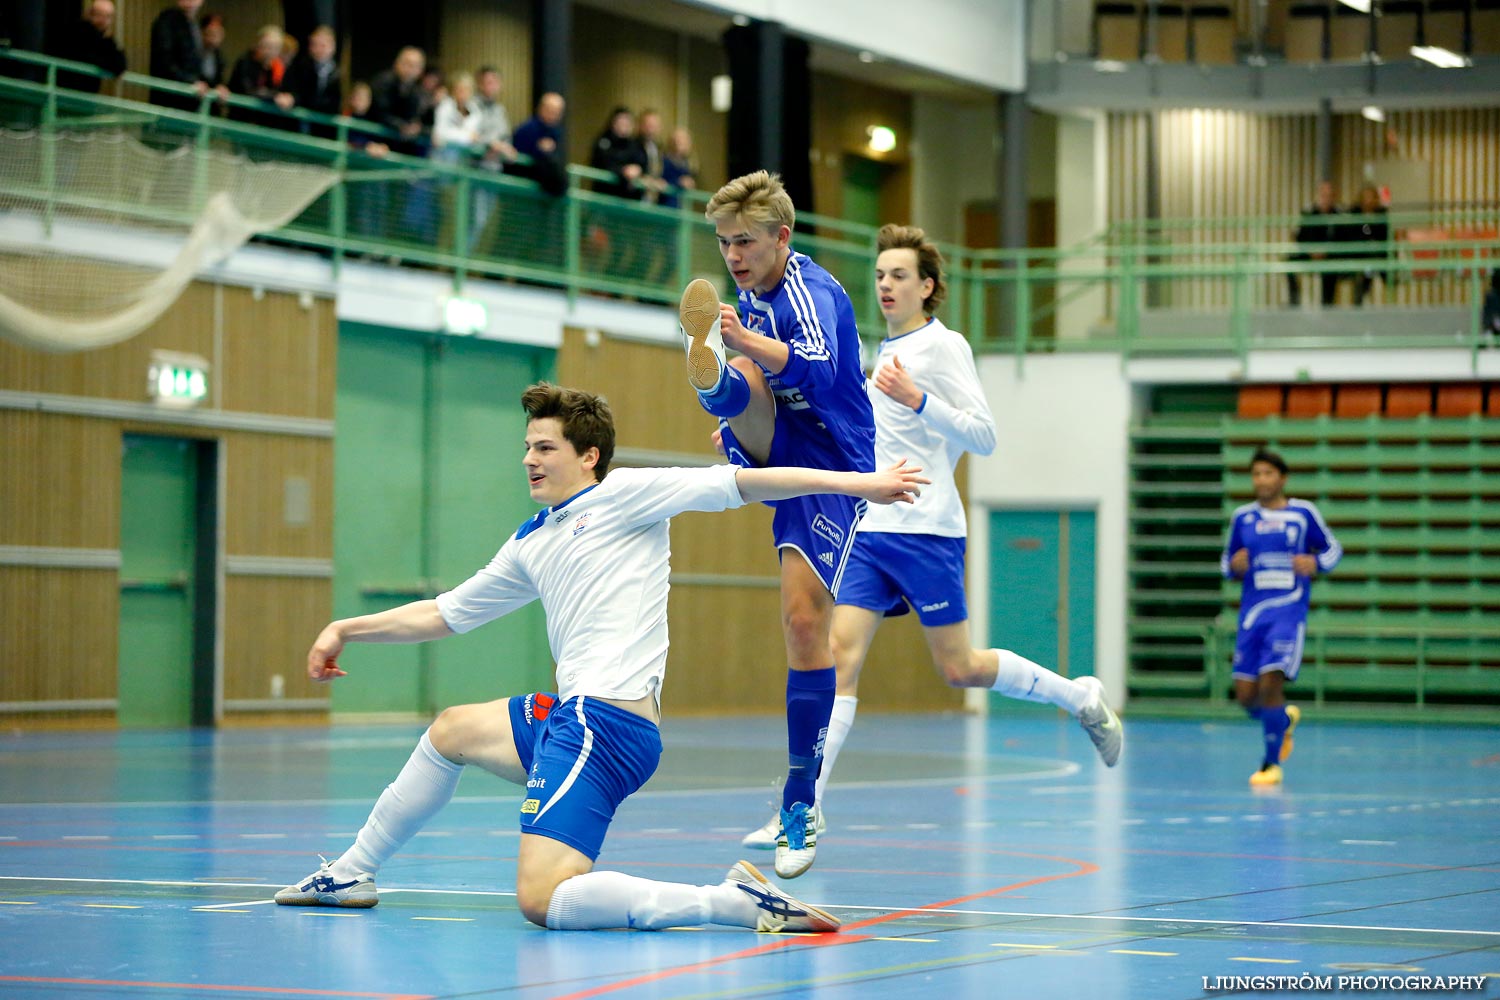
[737,249,875,474]
[1220,499,1342,629]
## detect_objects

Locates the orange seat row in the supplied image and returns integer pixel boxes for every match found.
[1236,383,1497,419]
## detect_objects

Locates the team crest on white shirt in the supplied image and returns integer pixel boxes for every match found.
[571,513,592,537]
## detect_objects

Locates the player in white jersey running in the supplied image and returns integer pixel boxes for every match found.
[739,225,1124,849]
[274,383,927,932]
[1222,447,1341,786]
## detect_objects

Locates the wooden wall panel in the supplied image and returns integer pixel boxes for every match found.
[558,328,721,458]
[437,0,532,122]
[0,280,215,401]
[224,432,333,558]
[219,286,335,418]
[809,71,913,223]
[0,412,120,548]
[0,567,117,702]
[222,575,330,703]
[569,8,679,171]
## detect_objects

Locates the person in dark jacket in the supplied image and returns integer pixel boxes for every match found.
[1286,180,1342,307]
[1343,185,1389,307]
[590,106,646,200]
[226,24,294,130]
[284,25,342,137]
[149,0,206,111]
[50,0,126,94]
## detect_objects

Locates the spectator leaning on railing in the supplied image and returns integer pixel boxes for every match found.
[50,0,125,93]
[513,92,567,196]
[198,12,228,96]
[1343,185,1390,308]
[1286,180,1342,308]
[285,25,341,138]
[227,25,294,131]
[149,0,207,110]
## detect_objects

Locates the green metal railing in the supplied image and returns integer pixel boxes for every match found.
[4,47,1498,364]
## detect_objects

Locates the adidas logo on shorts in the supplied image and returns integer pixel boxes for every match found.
[818,552,835,568]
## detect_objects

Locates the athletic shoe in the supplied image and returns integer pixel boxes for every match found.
[742,806,828,850]
[1249,763,1284,787]
[775,802,819,879]
[725,860,840,933]
[679,278,726,391]
[1075,675,1124,767]
[274,857,378,908]
[1279,704,1301,763]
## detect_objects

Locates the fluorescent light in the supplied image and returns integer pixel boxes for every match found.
[1338,0,1370,11]
[1410,45,1470,68]
[858,50,877,64]
[731,14,750,27]
[1092,59,1129,73]
[867,125,897,153]
[1361,106,1384,122]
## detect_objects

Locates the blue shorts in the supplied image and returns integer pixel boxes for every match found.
[507,692,662,861]
[720,421,867,595]
[836,531,969,627]
[1233,613,1306,682]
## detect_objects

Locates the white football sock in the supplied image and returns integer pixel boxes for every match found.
[545,871,756,930]
[814,695,858,806]
[990,649,1090,715]
[331,729,463,880]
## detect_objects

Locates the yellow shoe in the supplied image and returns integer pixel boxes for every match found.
[1249,763,1283,786]
[1279,705,1301,763]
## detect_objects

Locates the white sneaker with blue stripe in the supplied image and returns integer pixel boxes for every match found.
[274,857,378,908]
[774,802,820,879]
[725,860,839,933]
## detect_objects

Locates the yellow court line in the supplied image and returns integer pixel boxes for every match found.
[411,916,475,922]
[81,904,140,909]
[1111,949,1178,956]
[1231,957,1299,964]
[0,901,38,905]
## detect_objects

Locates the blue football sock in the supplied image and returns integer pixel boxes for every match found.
[1262,705,1289,766]
[1244,705,1264,720]
[697,363,750,418]
[784,667,835,810]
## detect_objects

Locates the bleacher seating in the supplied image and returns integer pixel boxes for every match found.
[1129,385,1500,709]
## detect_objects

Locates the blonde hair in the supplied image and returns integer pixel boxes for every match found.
[705,170,795,234]
[877,224,948,315]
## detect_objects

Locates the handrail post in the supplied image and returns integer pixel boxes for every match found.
[1015,253,1030,376]
[1231,249,1250,365]
[192,91,214,217]
[454,172,470,289]
[564,182,582,308]
[1119,246,1138,368]
[968,256,986,351]
[1470,251,1484,374]
[330,118,349,279]
[675,201,693,291]
[41,63,58,237]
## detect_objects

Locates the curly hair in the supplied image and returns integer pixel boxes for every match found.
[521,382,615,478]
[876,223,947,316]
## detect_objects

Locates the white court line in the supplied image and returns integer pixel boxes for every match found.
[194,899,278,910]
[2,875,1493,939]
[0,761,1085,811]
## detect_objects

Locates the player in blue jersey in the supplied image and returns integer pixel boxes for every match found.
[273,382,927,932]
[677,170,875,878]
[1222,448,1342,786]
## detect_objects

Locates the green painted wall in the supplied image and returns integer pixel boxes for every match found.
[333,324,555,715]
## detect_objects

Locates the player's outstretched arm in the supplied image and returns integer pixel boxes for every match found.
[734,460,930,506]
[306,599,454,683]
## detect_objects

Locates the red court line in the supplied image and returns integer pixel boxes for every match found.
[549,850,1099,1000]
[0,978,431,999]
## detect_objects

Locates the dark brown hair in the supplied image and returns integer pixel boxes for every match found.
[876,223,947,315]
[521,383,615,479]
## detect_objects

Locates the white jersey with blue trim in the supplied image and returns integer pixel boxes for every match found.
[739,249,875,473]
[435,465,745,704]
[860,317,996,537]
[1221,498,1342,627]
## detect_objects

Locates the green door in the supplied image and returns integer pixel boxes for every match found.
[987,509,1097,712]
[118,434,198,727]
[334,325,553,715]
[841,155,885,229]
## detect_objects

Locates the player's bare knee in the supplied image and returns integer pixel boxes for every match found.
[427,703,477,760]
[782,607,827,656]
[514,869,564,928]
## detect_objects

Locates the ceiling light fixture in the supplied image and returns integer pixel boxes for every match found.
[1410,45,1470,68]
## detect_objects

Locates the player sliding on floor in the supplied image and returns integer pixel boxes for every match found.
[274,382,927,932]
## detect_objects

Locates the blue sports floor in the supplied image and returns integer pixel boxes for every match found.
[1,711,1497,999]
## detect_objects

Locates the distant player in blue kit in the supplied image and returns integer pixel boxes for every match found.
[677,170,875,878]
[1222,448,1342,786]
[274,382,927,931]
